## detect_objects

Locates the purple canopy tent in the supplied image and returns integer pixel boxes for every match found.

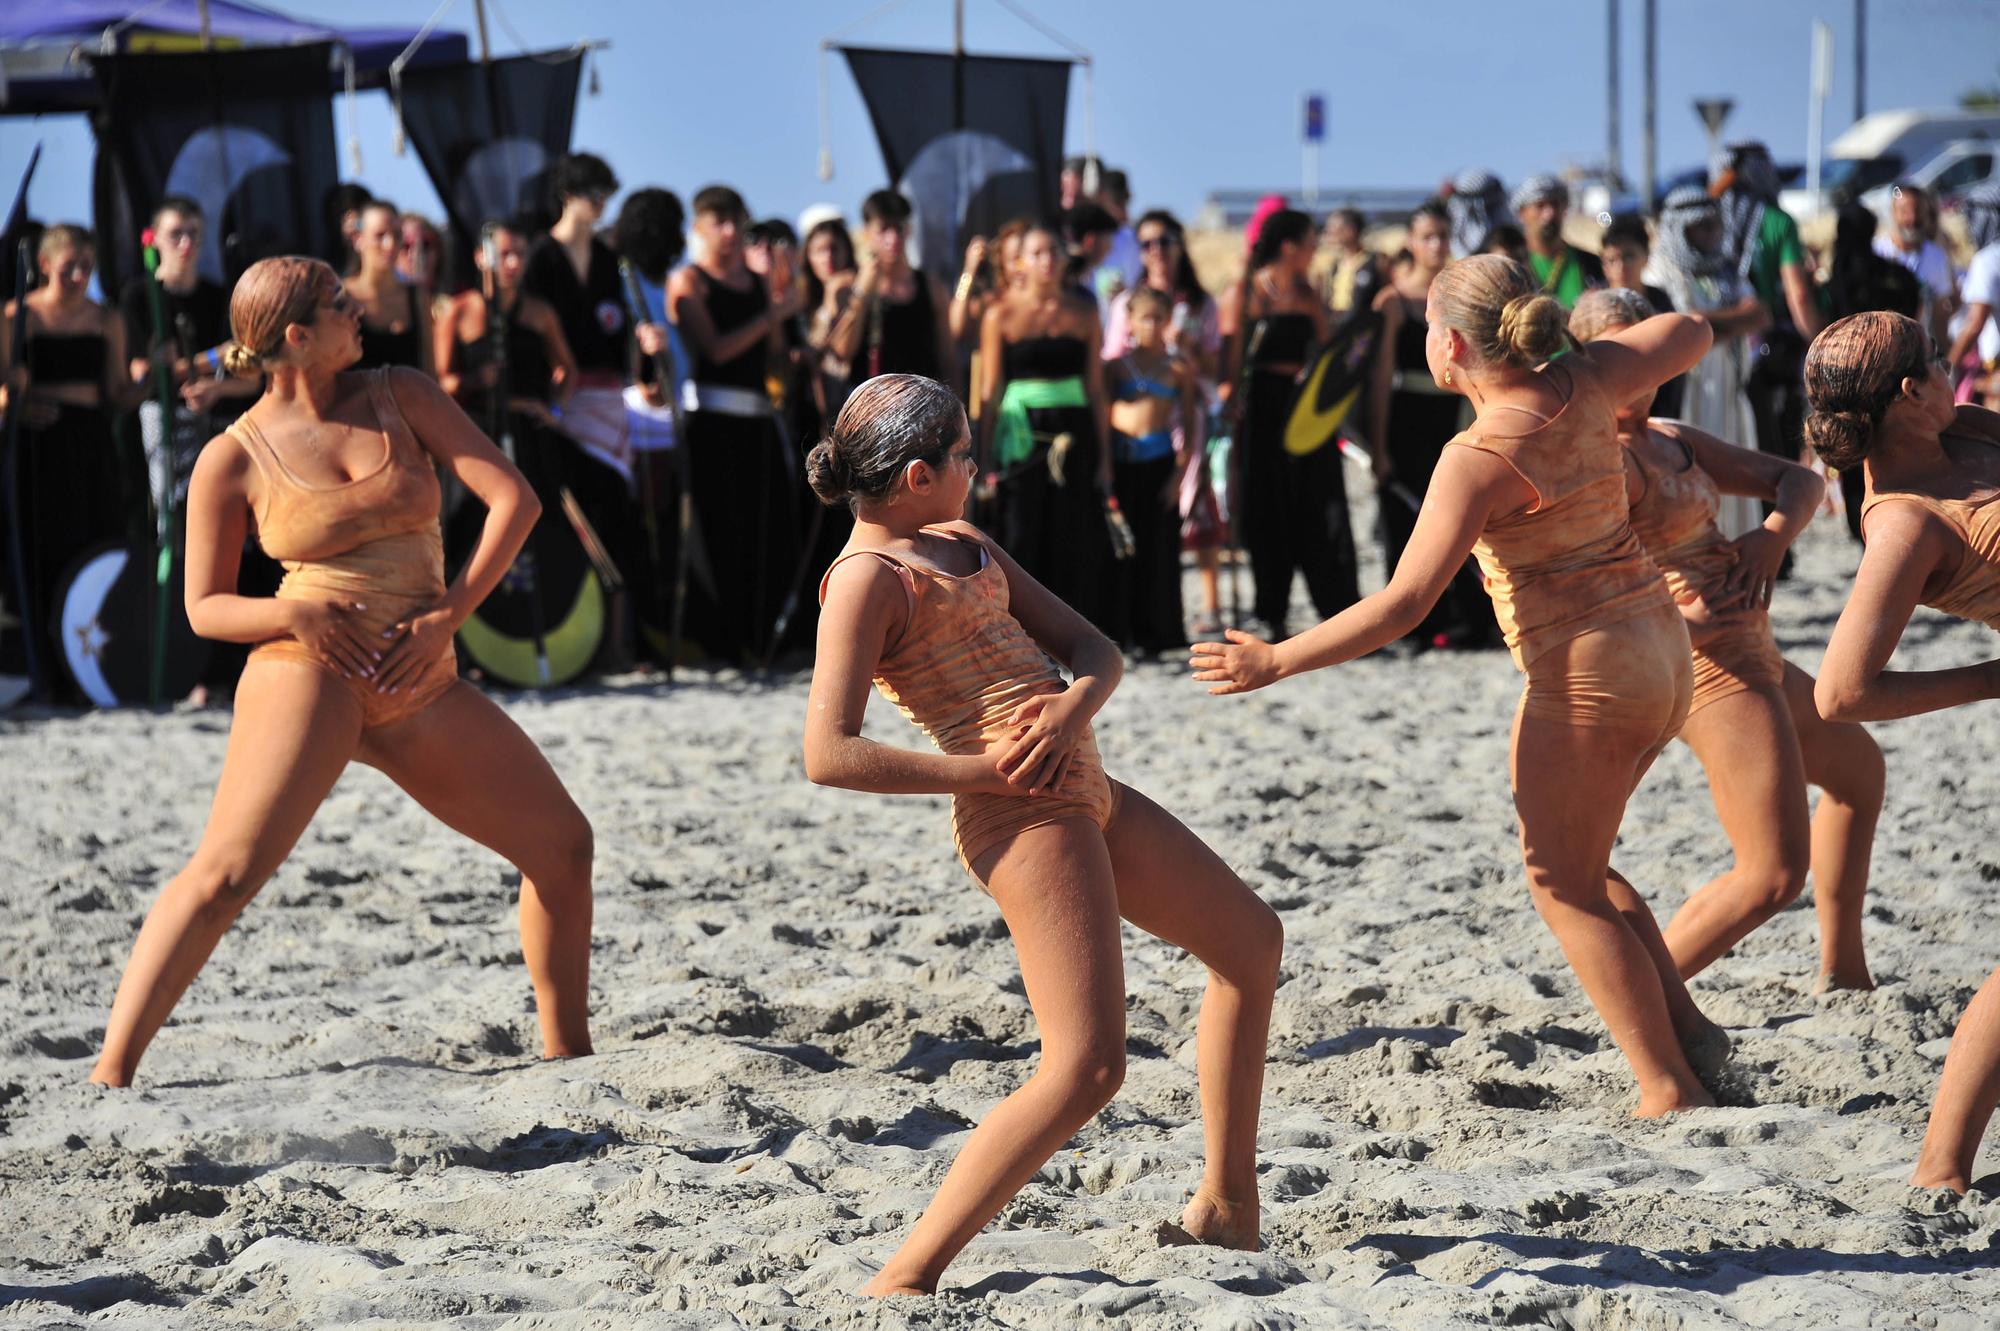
[0,0,469,116]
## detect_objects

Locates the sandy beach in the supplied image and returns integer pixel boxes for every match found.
[3,486,1998,1329]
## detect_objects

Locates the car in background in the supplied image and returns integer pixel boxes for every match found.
[1858,138,1997,216]
[1783,108,2000,224]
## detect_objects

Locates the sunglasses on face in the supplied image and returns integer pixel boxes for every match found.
[1138,235,1175,252]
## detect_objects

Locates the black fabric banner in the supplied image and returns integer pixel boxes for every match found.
[90,44,338,296]
[839,46,1070,281]
[397,51,584,292]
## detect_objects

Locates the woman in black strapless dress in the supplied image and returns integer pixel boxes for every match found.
[0,225,145,696]
[976,225,1115,631]
[1228,208,1357,638]
[346,202,433,376]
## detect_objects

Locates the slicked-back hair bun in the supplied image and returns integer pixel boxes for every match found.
[805,374,966,510]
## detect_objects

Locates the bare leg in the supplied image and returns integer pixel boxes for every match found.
[1195,548,1221,621]
[357,682,594,1058]
[91,661,363,1085]
[1101,784,1282,1250]
[864,818,1127,1297]
[1513,708,1711,1117]
[1782,664,1883,990]
[1663,683,1812,979]
[1913,966,2000,1192]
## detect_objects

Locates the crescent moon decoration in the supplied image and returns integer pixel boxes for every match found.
[452,138,552,233]
[57,547,128,708]
[1283,320,1380,457]
[896,129,1036,276]
[163,126,295,286]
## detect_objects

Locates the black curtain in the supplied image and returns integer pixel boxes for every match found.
[839,46,1070,281]
[396,51,584,293]
[91,44,338,297]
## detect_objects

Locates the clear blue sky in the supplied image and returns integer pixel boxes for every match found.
[5,0,2000,234]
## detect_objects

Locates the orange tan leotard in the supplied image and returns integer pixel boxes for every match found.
[1446,358,1691,735]
[818,525,1119,869]
[1623,423,1784,715]
[229,367,459,728]
[1859,429,2000,630]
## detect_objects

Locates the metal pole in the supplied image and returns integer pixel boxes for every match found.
[1607,0,1622,185]
[1808,21,1832,202]
[1853,0,1866,123]
[1640,0,1656,215]
[197,0,212,50]
[473,0,493,65]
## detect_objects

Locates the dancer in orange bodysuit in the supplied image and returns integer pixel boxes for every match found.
[90,257,594,1086]
[1805,310,2000,1193]
[1194,257,1725,1117]
[1570,290,1884,991]
[804,375,1282,1296]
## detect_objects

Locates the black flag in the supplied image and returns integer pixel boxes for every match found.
[839,46,1070,281]
[396,51,584,290]
[91,44,338,296]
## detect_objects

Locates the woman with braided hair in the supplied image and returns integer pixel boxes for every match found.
[1196,257,1728,1116]
[1806,310,2000,1193]
[89,257,596,1086]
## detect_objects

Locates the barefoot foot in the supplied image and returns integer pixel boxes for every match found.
[1178,1186,1260,1252]
[1633,1077,1713,1118]
[860,1273,933,1298]
[1813,969,1875,995]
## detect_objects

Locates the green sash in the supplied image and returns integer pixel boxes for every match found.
[994,376,1088,468]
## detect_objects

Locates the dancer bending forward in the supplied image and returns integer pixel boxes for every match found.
[1194,257,1725,1116]
[804,375,1283,1295]
[1805,311,2000,1192]
[1571,290,1883,991]
[91,257,594,1086]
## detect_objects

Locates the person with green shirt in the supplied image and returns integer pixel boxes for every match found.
[1512,174,1603,310]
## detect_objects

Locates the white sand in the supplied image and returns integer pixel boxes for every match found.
[3,497,1998,1329]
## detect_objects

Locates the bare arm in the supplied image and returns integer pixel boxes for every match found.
[931,276,959,397]
[387,368,539,632]
[412,287,435,379]
[1816,502,1999,721]
[1950,304,1992,380]
[181,436,295,644]
[1673,419,1822,529]
[669,268,778,369]
[433,293,469,398]
[1367,288,1404,474]
[1782,261,1823,340]
[1194,446,1521,691]
[1082,305,1113,490]
[969,521,1123,716]
[528,297,579,405]
[1584,312,1714,406]
[977,304,1006,471]
[100,307,146,412]
[802,555,1009,795]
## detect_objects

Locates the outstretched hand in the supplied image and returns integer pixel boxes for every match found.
[1190,628,1281,695]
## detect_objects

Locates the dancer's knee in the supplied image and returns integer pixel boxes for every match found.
[1231,900,1285,989]
[1739,852,1809,915]
[1041,1039,1127,1118]
[526,808,595,895]
[179,847,267,920]
[1818,726,1885,807]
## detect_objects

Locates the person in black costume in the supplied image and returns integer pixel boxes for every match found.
[1,225,145,701]
[344,201,432,376]
[1821,202,1923,540]
[824,191,955,391]
[1367,201,1495,648]
[976,225,1116,631]
[437,220,579,504]
[666,186,805,663]
[1227,208,1358,639]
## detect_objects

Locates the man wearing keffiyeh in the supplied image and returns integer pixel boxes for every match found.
[1511,173,1603,310]
[1713,141,1823,498]
[1445,168,1511,260]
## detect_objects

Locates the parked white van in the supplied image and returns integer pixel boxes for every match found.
[1781,109,2000,224]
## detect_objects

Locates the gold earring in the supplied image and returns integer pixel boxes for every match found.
[1444,366,1453,387]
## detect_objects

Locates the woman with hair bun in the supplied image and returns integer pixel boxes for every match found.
[1804,310,2000,1194]
[1196,256,1726,1116]
[804,374,1282,1295]
[1569,289,1883,994]
[88,256,596,1087]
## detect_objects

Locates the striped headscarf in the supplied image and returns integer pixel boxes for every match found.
[1964,181,2000,254]
[1447,168,1510,259]
[1653,186,1734,312]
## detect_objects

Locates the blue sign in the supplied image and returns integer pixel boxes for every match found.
[1303,94,1326,143]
